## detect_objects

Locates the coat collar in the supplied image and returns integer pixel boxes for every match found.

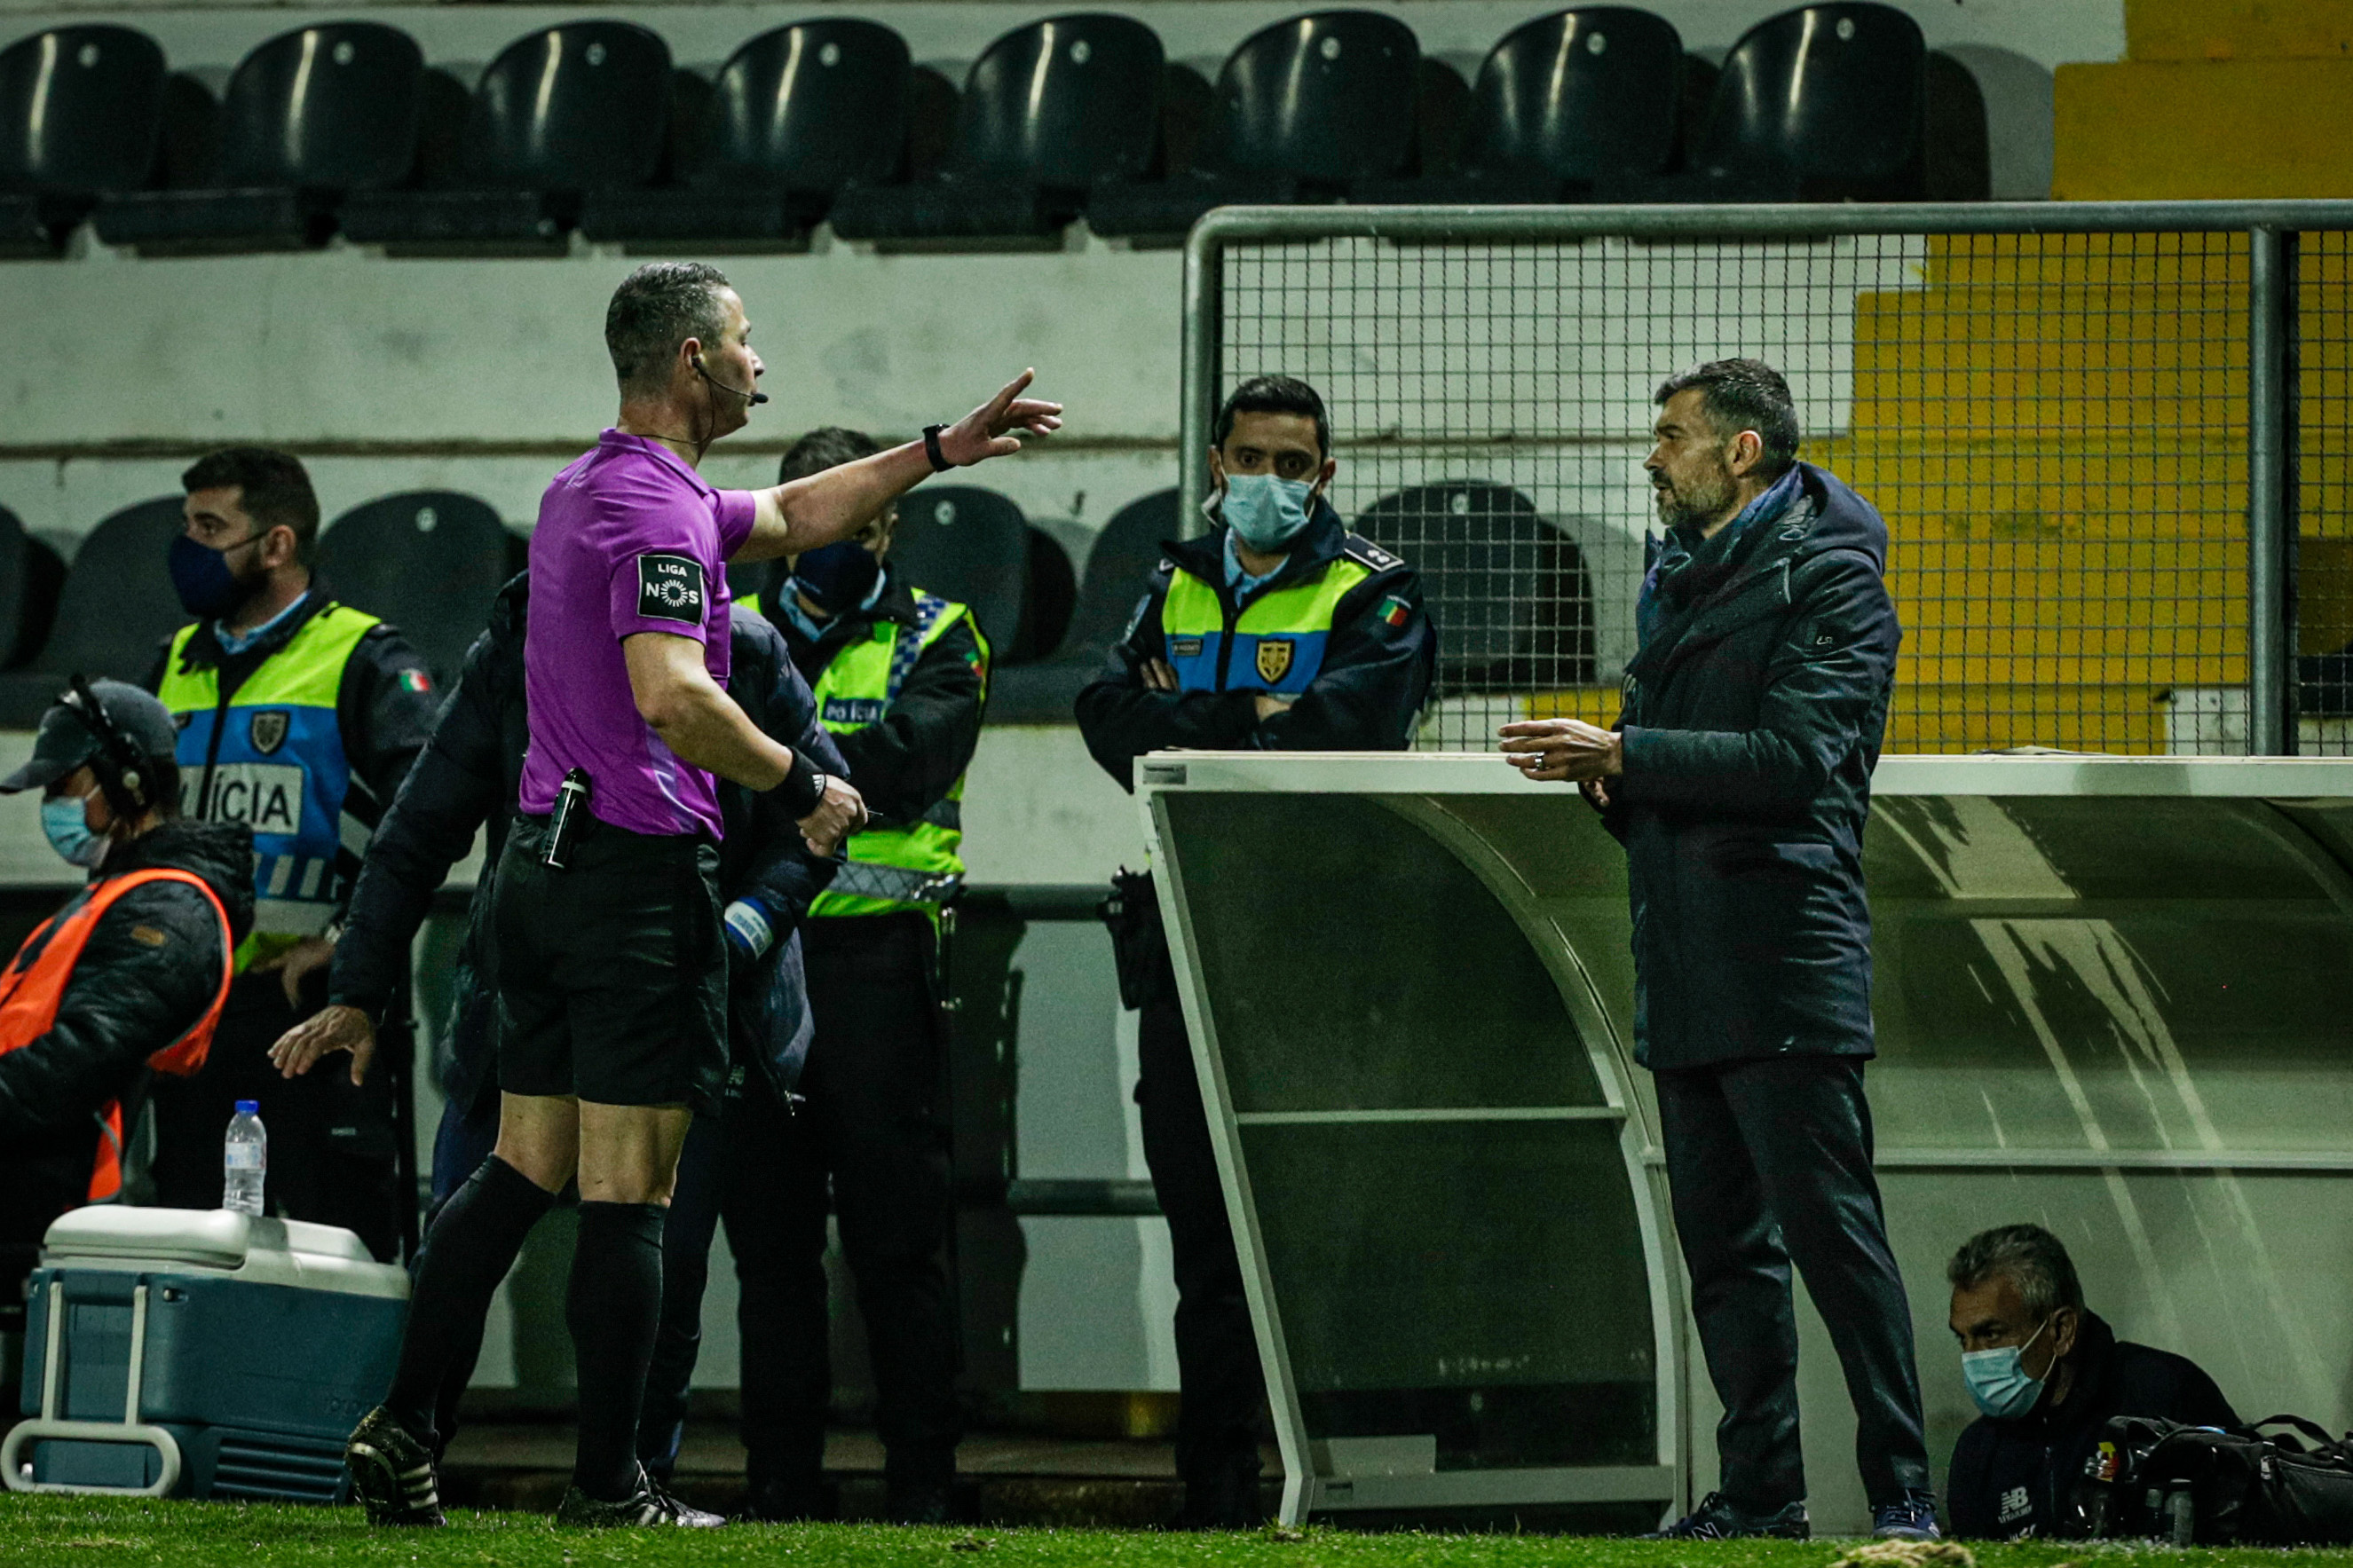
[177,588,335,676]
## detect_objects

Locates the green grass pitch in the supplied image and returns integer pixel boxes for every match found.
[5,1499,2353,1568]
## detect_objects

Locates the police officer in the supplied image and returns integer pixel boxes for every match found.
[267,571,845,1505]
[1076,374,1434,1527]
[0,682,253,1333]
[146,447,438,1261]
[743,426,990,1523]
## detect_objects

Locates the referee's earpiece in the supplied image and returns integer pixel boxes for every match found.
[692,351,770,407]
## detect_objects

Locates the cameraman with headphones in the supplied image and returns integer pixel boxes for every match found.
[0,681,255,1338]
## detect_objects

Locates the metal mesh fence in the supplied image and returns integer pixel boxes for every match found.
[1216,227,2255,753]
[2299,230,2353,756]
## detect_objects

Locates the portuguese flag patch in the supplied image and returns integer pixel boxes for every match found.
[399,669,432,693]
[1378,595,1410,628]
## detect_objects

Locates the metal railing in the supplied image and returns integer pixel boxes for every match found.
[1181,201,2353,756]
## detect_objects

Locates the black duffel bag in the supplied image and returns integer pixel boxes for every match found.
[2074,1413,2353,1545]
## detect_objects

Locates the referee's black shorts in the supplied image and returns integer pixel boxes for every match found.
[490,813,728,1111]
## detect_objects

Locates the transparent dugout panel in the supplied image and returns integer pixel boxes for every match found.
[1242,1118,1656,1470]
[1867,795,2353,1152]
[1161,792,1605,1112]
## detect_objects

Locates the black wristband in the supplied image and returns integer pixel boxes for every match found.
[778,747,826,816]
[922,423,953,472]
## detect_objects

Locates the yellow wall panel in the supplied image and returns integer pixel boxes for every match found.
[2055,59,2353,199]
[2128,0,2353,61]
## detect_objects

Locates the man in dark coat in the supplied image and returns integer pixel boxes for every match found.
[1502,358,1931,1541]
[266,573,845,1496]
[1946,1224,2237,1540]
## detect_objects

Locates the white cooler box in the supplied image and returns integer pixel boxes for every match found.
[4,1206,407,1501]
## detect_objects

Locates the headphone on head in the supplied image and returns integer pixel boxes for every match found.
[60,675,156,822]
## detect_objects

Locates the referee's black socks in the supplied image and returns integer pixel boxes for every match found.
[386,1156,557,1446]
[569,1201,668,1501]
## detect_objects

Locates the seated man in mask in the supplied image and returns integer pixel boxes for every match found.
[1946,1223,2238,1539]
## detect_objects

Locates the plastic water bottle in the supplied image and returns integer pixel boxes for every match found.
[223,1099,266,1217]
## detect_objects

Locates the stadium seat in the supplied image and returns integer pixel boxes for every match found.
[1362,8,1683,204]
[0,26,167,254]
[890,486,1029,656]
[316,492,511,684]
[0,506,64,671]
[343,22,670,250]
[1357,483,1593,693]
[582,20,909,246]
[0,498,189,728]
[1617,1,1925,201]
[989,488,1174,721]
[831,14,1163,245]
[92,23,422,252]
[1069,488,1177,660]
[1090,11,1418,243]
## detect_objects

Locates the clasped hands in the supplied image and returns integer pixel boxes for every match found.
[1498,717,1623,808]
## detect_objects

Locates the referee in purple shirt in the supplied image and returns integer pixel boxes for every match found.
[343,263,1061,1530]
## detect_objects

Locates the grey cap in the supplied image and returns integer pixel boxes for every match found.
[0,679,181,794]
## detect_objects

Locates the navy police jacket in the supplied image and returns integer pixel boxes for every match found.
[1601,461,1901,1070]
[329,573,842,1114]
[1075,499,1436,784]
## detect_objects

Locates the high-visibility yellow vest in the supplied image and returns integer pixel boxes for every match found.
[809,591,987,919]
[155,604,378,972]
[1160,554,1373,694]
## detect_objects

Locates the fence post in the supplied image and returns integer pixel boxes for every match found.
[2248,224,2291,755]
[1179,222,1223,540]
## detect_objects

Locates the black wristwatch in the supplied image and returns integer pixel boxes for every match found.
[922,423,953,473]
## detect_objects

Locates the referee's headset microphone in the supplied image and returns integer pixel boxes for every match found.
[693,352,768,406]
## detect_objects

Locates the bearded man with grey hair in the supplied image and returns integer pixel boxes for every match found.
[1946,1224,2236,1540]
[1503,358,1929,1540]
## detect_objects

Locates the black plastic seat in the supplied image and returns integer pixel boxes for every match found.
[833,13,1163,245]
[0,505,64,670]
[584,20,908,246]
[990,489,1174,721]
[1091,10,1418,243]
[0,498,189,727]
[94,23,422,253]
[1364,8,1682,204]
[316,492,511,684]
[343,22,670,249]
[1619,2,1924,202]
[888,486,1029,655]
[0,26,166,253]
[1357,483,1592,693]
[99,25,420,250]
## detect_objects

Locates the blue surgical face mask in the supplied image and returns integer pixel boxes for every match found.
[42,792,105,869]
[1220,472,1317,553]
[790,540,883,618]
[167,532,263,621]
[1962,1315,2052,1420]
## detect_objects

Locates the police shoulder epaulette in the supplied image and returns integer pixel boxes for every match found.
[1342,534,1402,571]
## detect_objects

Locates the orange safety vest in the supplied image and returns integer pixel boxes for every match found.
[0,867,233,1202]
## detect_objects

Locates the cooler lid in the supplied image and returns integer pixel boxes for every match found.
[41,1207,375,1268]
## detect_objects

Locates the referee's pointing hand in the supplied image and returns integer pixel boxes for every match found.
[936,369,1063,465]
